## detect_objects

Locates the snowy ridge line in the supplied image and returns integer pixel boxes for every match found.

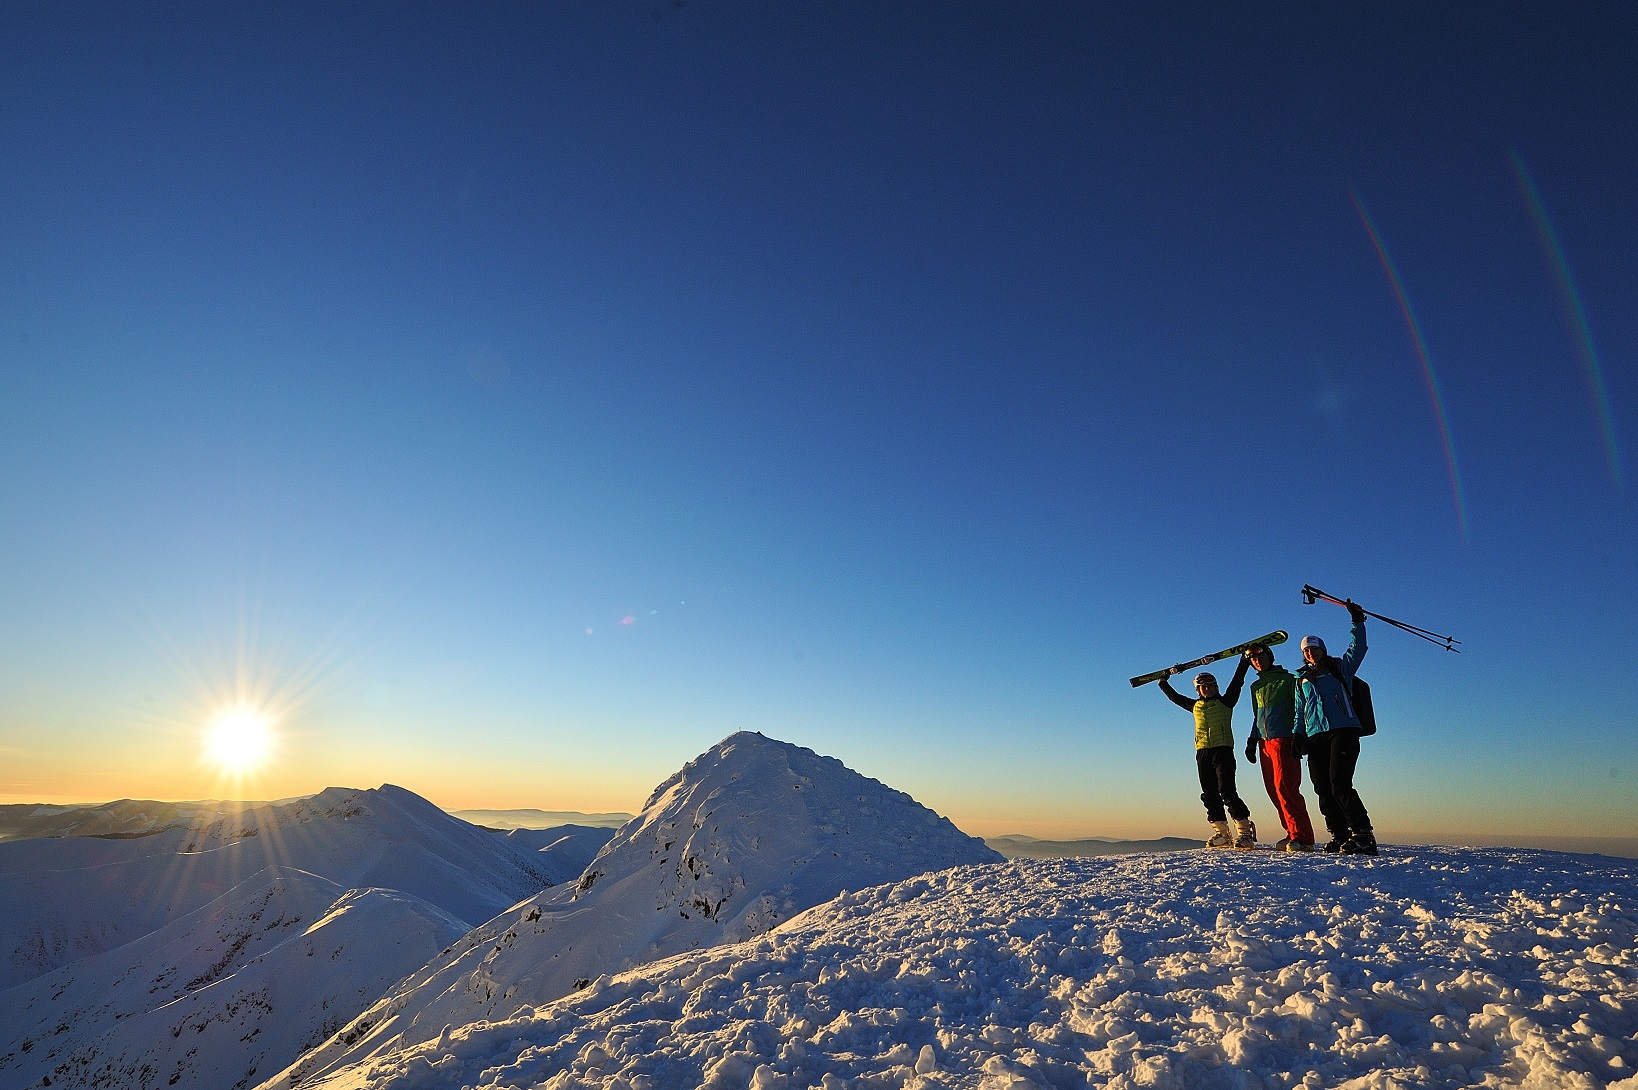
[0,798,251,842]
[286,846,1636,1090]
[0,782,567,1090]
[261,732,1002,1087]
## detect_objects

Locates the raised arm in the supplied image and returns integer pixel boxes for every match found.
[1341,605,1368,676]
[1220,654,1251,708]
[1157,675,1196,711]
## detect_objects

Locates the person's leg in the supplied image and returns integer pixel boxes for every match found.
[1307,736,1347,850]
[1258,744,1285,829]
[1211,747,1255,846]
[1197,749,1225,822]
[1212,747,1250,821]
[1269,738,1315,846]
[1327,730,1376,852]
[1197,749,1232,847]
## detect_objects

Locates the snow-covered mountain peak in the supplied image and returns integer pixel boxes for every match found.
[195,784,443,841]
[637,729,855,813]
[585,731,997,943]
[265,734,999,1087]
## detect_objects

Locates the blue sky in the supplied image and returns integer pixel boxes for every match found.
[1,3,1634,840]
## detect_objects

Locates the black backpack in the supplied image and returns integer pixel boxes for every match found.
[1324,659,1376,736]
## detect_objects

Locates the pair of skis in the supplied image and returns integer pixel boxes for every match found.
[1128,631,1286,688]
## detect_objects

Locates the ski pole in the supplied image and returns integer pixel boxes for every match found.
[1301,584,1460,652]
[1304,585,1454,643]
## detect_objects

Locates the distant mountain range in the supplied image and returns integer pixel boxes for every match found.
[0,785,559,1090]
[0,801,634,841]
[449,807,633,829]
[0,798,264,841]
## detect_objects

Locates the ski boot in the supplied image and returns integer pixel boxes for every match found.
[1284,840,1316,852]
[1341,829,1379,856]
[1205,820,1234,848]
[1232,817,1258,850]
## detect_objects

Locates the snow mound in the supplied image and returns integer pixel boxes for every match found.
[289,846,1638,1090]
[0,868,467,1090]
[268,731,999,1086]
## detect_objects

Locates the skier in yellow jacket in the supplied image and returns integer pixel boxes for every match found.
[1159,655,1257,848]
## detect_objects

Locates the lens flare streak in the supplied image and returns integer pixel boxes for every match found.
[1350,191,1469,544]
[1509,150,1624,489]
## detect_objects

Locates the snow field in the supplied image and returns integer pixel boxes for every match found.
[300,847,1636,1090]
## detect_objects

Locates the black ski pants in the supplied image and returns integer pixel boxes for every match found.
[1306,728,1372,838]
[1196,745,1250,823]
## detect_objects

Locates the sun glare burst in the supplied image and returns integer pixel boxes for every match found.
[206,708,273,772]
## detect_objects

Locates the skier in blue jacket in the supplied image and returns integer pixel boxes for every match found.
[1297,603,1376,854]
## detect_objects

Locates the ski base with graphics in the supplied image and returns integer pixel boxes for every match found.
[1128,630,1288,688]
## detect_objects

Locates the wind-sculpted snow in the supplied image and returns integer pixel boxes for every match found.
[268,732,1001,1087]
[0,868,468,1090]
[287,847,1635,1090]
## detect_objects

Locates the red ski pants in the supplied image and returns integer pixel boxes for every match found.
[1258,737,1315,845]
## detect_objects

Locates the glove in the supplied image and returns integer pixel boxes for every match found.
[1244,737,1259,764]
[1347,601,1366,624]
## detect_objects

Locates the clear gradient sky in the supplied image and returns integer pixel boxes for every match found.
[2,3,1634,841]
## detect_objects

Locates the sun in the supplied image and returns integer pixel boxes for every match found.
[205,708,273,772]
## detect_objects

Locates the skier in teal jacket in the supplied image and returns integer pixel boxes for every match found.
[1296,605,1375,854]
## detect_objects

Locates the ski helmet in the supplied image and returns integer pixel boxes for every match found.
[1194,671,1218,688]
[1300,635,1327,654]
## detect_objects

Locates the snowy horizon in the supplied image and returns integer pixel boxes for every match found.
[4,731,1635,1090]
[7,788,1637,863]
